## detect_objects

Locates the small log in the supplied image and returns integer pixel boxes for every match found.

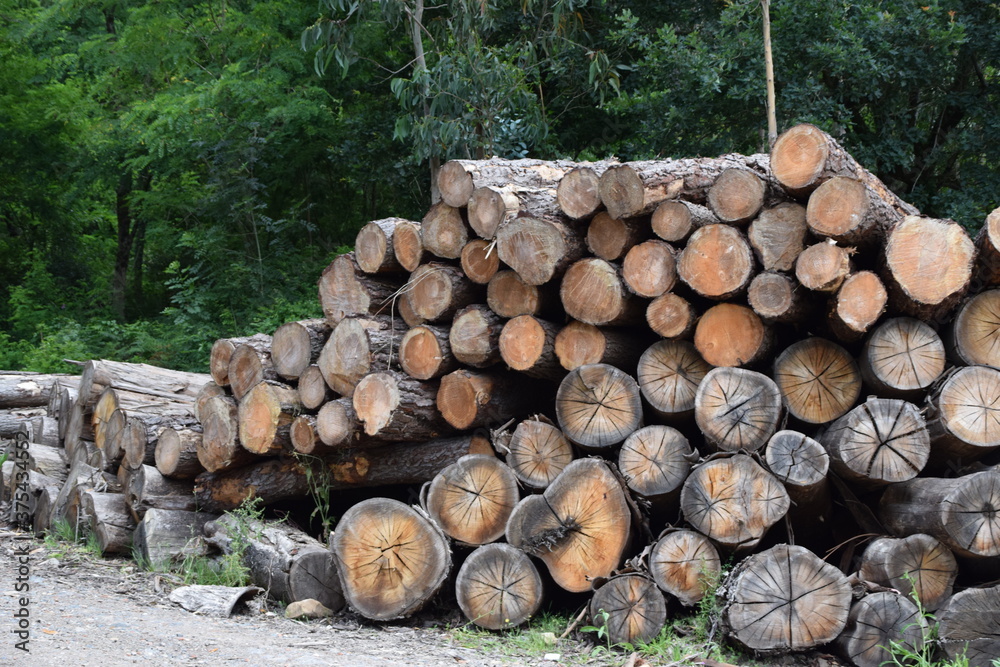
[806,176,902,247]
[589,574,667,645]
[695,367,782,453]
[646,293,698,339]
[795,241,852,294]
[426,454,519,546]
[859,534,957,612]
[828,271,888,341]
[318,253,400,325]
[773,337,862,425]
[297,365,332,411]
[468,186,519,240]
[437,369,534,431]
[498,315,564,381]
[560,258,643,326]
[0,373,68,409]
[459,238,500,284]
[879,470,1000,559]
[237,382,301,456]
[952,288,1000,368]
[354,371,448,440]
[399,324,457,381]
[315,398,359,449]
[677,224,755,300]
[586,211,648,261]
[506,458,632,593]
[622,239,677,298]
[938,584,1000,667]
[209,333,271,388]
[194,381,226,423]
[487,269,557,319]
[317,314,402,397]
[449,305,504,368]
[556,166,602,220]
[973,206,1000,286]
[835,592,925,667]
[27,442,67,484]
[79,490,136,555]
[392,220,427,272]
[119,407,201,472]
[421,202,469,259]
[764,430,830,519]
[125,464,196,522]
[228,338,277,401]
[289,415,332,456]
[694,303,772,368]
[637,340,711,422]
[723,544,852,652]
[496,215,586,286]
[167,585,263,617]
[197,396,258,473]
[747,202,808,272]
[925,365,1000,466]
[133,508,216,564]
[154,428,204,480]
[405,262,482,324]
[649,529,722,607]
[706,168,765,225]
[618,425,695,502]
[748,272,810,324]
[680,454,789,550]
[860,318,946,399]
[555,363,642,450]
[651,200,718,243]
[271,319,330,381]
[882,216,975,322]
[456,543,543,630]
[331,497,451,621]
[502,416,574,490]
[354,218,408,274]
[554,320,647,372]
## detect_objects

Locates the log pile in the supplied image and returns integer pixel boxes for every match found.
[4,124,1000,665]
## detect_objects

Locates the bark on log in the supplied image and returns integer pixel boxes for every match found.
[79,359,208,405]
[649,529,722,607]
[197,395,258,473]
[773,337,862,425]
[586,211,649,261]
[21,415,59,448]
[806,176,902,247]
[677,224,755,300]
[501,416,574,490]
[392,220,427,272]
[399,323,457,380]
[795,241,852,294]
[498,315,564,380]
[748,272,810,324]
[835,592,925,667]
[354,218,409,274]
[459,238,500,284]
[228,339,277,402]
[496,215,585,286]
[155,427,204,480]
[487,269,557,319]
[694,303,772,368]
[353,371,448,440]
[925,365,1000,466]
[695,367,782,453]
[938,584,1000,667]
[271,319,330,381]
[828,271,888,341]
[622,239,677,298]
[438,369,535,431]
[467,186,519,240]
[618,425,695,502]
[637,340,711,422]
[331,497,451,620]
[449,304,504,368]
[126,464,196,522]
[554,321,647,372]
[0,373,69,409]
[973,206,1000,287]
[651,200,718,244]
[27,442,67,484]
[133,508,217,564]
[237,382,301,456]
[556,166,602,220]
[456,543,543,630]
[79,490,136,555]
[560,258,643,327]
[119,406,201,472]
[589,574,667,646]
[555,363,642,450]
[405,262,482,324]
[706,168,765,225]
[859,534,957,612]
[860,318,946,400]
[317,314,403,397]
[421,202,469,260]
[425,454,519,546]
[747,202,808,272]
[318,253,400,325]
[952,289,1000,368]
[646,293,698,339]
[437,157,582,210]
[506,458,632,593]
[194,381,226,423]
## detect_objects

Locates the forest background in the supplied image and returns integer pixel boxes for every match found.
[1,0,997,373]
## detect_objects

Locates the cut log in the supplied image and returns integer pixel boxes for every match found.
[952,289,1000,368]
[560,258,643,326]
[41,460,119,528]
[437,369,534,431]
[425,454,519,546]
[973,206,1000,287]
[392,220,427,272]
[677,224,755,300]
[467,186,518,240]
[354,218,408,274]
[925,365,1000,465]
[651,200,718,244]
[197,396,258,473]
[695,367,782,453]
[154,428,203,480]
[496,216,585,286]
[706,168,765,225]
[554,321,646,372]
[421,202,468,260]
[0,373,68,409]
[773,337,861,425]
[622,239,677,298]
[806,176,901,247]
[194,381,226,423]
[586,211,648,261]
[353,371,447,440]
[835,592,925,667]
[618,425,695,502]
[506,458,632,593]
[555,363,642,450]
[203,515,344,610]
[449,304,504,368]
[879,470,1000,559]
[459,238,500,284]
[79,490,136,555]
[27,441,67,483]
[938,583,1000,667]
[437,157,584,211]
[133,508,216,564]
[331,497,451,621]
[405,262,482,324]
[297,364,332,411]
[637,340,711,422]
[694,303,772,368]
[487,269,557,319]
[125,464,196,522]
[748,272,810,324]
[399,324,457,381]
[764,430,830,518]
[589,574,667,645]
[228,338,276,401]
[78,359,209,405]
[680,454,789,550]
[723,544,852,652]
[747,202,808,272]
[289,414,331,456]
[167,585,263,617]
[860,318,946,399]
[859,534,957,612]
[209,333,270,388]
[828,271,888,341]
[455,543,543,630]
[237,382,301,456]
[795,241,852,294]
[318,253,400,325]
[55,379,80,440]
[557,166,602,220]
[502,416,574,490]
[317,314,403,397]
[22,415,59,448]
[498,315,564,380]
[882,216,975,322]
[117,407,200,472]
[315,398,359,449]
[649,529,721,606]
[646,293,697,339]
[271,319,329,381]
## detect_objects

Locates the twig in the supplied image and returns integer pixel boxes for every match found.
[559,604,588,639]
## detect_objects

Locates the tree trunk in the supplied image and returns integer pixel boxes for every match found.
[0,373,69,409]
[331,497,451,620]
[487,270,557,319]
[860,317,946,399]
[773,337,861,425]
[496,215,586,286]
[467,185,519,240]
[317,314,403,397]
[449,304,504,368]
[646,293,698,339]
[506,458,632,594]
[828,271,888,341]
[425,453,519,546]
[133,508,217,565]
[763,430,831,521]
[154,427,204,479]
[723,544,852,652]
[271,319,330,381]
[500,416,573,490]
[681,454,789,550]
[399,323,457,380]
[747,202,808,272]
[560,258,643,326]
[438,369,536,431]
[353,371,448,440]
[706,168,765,225]
[649,529,721,607]
[638,340,711,422]
[318,253,401,326]
[795,241,852,294]
[589,574,667,646]
[421,202,469,260]
[553,321,647,373]
[456,543,543,630]
[555,363,642,450]
[951,288,1000,367]
[938,583,1000,667]
[806,176,902,247]
[557,166,602,220]
[835,592,925,667]
[237,382,300,456]
[622,239,677,298]
[459,238,500,284]
[125,464,196,522]
[925,365,1000,467]
[677,224,755,300]
[618,424,695,502]
[694,303,772,367]
[405,262,483,324]
[78,358,208,405]
[859,534,957,612]
[651,200,718,243]
[586,211,649,261]
[392,220,427,272]
[498,315,564,380]
[197,395,258,473]
[354,218,410,274]
[80,490,136,555]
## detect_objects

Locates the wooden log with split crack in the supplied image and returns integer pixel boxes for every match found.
[560,258,644,327]
[937,583,1000,666]
[773,337,861,425]
[835,591,925,667]
[747,202,808,272]
[859,317,946,400]
[618,424,695,507]
[404,262,483,325]
[649,529,722,607]
[498,416,574,490]
[449,305,504,369]
[425,454,519,547]
[77,359,209,407]
[318,253,402,326]
[354,218,412,274]
[923,365,1000,467]
[317,314,403,397]
[859,533,958,612]
[0,373,70,409]
[637,340,711,423]
[695,368,783,453]
[486,270,559,319]
[154,427,204,480]
[764,430,831,524]
[456,543,543,630]
[555,363,642,450]
[950,288,1000,368]
[392,220,427,272]
[651,199,718,244]
[196,395,258,473]
[125,464,196,523]
[553,321,648,372]
[270,319,330,382]
[589,574,667,646]
[495,215,586,286]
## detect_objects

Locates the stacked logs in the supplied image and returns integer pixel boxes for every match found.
[3,124,1000,664]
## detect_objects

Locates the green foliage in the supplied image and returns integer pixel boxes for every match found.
[883,573,969,667]
[45,518,103,559]
[294,454,337,541]
[580,607,613,654]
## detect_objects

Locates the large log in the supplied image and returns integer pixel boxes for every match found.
[353,371,448,440]
[437,369,535,431]
[0,373,69,409]
[747,202,808,272]
[500,416,574,490]
[553,321,647,372]
[456,543,543,630]
[317,314,403,397]
[354,218,409,274]
[449,304,504,368]
[421,202,469,260]
[589,574,667,646]
[649,529,722,607]
[951,288,1000,368]
[637,340,711,422]
[318,253,400,325]
[398,324,457,381]
[425,454,519,546]
[555,363,642,450]
[622,239,677,298]
[806,176,903,246]
[496,215,585,286]
[404,262,482,324]
[859,534,957,612]
[694,303,772,368]
[556,166,603,220]
[925,365,1000,467]
[154,427,204,480]
[270,319,329,381]
[560,258,643,327]
[773,337,862,425]
[764,430,830,521]
[835,592,925,667]
[586,211,648,261]
[78,359,208,406]
[695,367,782,452]
[437,157,583,210]
[677,224,755,300]
[706,167,765,225]
[860,317,946,400]
[938,584,1000,667]
[498,315,564,381]
[618,425,695,503]
[237,382,301,456]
